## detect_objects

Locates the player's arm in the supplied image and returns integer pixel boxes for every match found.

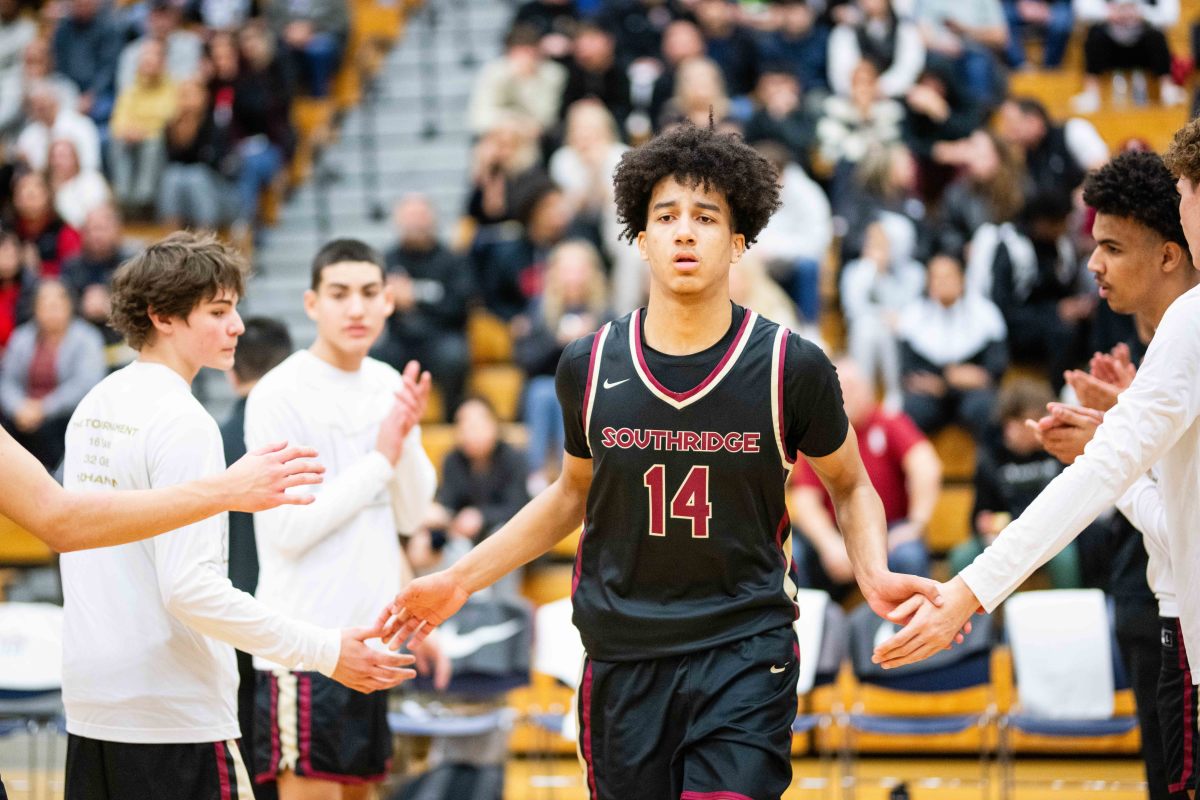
[378,451,592,649]
[0,425,323,553]
[1116,473,1169,554]
[874,302,1200,668]
[150,414,417,694]
[804,430,942,619]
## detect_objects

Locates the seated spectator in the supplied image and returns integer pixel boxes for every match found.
[827,0,925,98]
[418,397,529,586]
[898,251,1007,440]
[756,0,830,94]
[644,20,707,133]
[48,137,110,229]
[51,0,121,122]
[728,250,804,331]
[372,194,473,421]
[1003,0,1073,68]
[0,37,78,142]
[59,203,128,343]
[970,191,1095,388]
[836,140,927,263]
[816,60,905,190]
[266,0,348,97]
[947,379,1096,586]
[549,99,629,251]
[108,39,178,217]
[468,24,567,137]
[996,96,1107,200]
[0,230,35,351]
[466,113,550,228]
[0,0,36,89]
[12,170,81,277]
[116,0,203,94]
[791,356,942,596]
[513,240,610,488]
[1071,0,1185,112]
[902,61,985,170]
[743,68,819,172]
[209,26,294,242]
[476,179,573,320]
[913,0,1008,107]
[0,278,104,469]
[158,78,231,230]
[841,218,926,404]
[930,129,1024,258]
[693,0,761,98]
[559,22,631,130]
[658,56,733,129]
[15,78,101,173]
[752,142,831,325]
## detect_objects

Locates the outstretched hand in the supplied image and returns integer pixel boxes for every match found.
[872,576,983,669]
[376,570,471,651]
[331,626,417,693]
[222,442,325,512]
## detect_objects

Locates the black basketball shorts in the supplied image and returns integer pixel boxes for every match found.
[253,669,391,785]
[65,734,252,800]
[1158,618,1200,795]
[576,625,800,800]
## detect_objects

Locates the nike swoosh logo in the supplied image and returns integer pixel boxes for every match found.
[770,664,788,674]
[436,620,524,660]
[603,378,630,389]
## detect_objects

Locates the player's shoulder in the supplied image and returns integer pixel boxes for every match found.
[1161,284,1200,334]
[780,327,834,372]
[361,355,404,388]
[249,351,305,395]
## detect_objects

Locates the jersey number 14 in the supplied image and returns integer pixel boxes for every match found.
[643,465,713,538]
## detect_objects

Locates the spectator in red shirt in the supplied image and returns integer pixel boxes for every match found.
[12,170,82,277]
[0,231,36,352]
[790,357,943,597]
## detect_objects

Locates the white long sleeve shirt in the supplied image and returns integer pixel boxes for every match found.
[1116,471,1178,618]
[245,351,437,670]
[60,361,340,744]
[960,283,1200,680]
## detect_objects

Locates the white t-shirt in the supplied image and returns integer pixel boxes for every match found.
[245,351,437,670]
[960,284,1200,681]
[1116,470,1177,618]
[60,361,340,744]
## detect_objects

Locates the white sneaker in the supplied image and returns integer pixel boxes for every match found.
[1070,88,1101,114]
[1161,82,1188,107]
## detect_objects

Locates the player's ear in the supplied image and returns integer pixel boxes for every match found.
[146,306,174,337]
[303,289,318,322]
[636,230,649,263]
[730,233,746,264]
[382,282,396,317]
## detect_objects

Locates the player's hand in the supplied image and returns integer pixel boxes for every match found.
[220,442,325,512]
[376,571,471,651]
[873,576,982,668]
[331,626,417,693]
[1038,403,1103,464]
[1090,343,1136,390]
[375,361,430,465]
[398,360,433,427]
[859,568,944,623]
[1064,369,1120,413]
[411,633,453,691]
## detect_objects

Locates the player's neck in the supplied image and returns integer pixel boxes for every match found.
[642,290,733,356]
[136,344,200,385]
[1147,273,1200,329]
[308,337,366,373]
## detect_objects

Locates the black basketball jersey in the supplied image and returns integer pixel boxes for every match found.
[568,307,818,661]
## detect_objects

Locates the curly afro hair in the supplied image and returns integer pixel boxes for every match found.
[1083,151,1187,251]
[1164,117,1200,185]
[612,121,781,246]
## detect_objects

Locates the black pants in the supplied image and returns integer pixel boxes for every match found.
[65,734,252,800]
[1115,599,1177,800]
[1085,24,1172,76]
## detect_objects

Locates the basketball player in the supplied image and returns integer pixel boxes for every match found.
[1027,152,1197,800]
[245,240,448,799]
[377,123,945,800]
[58,233,417,800]
[0,417,324,552]
[873,120,1200,730]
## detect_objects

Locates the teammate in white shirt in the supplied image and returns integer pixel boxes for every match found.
[872,123,1200,706]
[59,233,417,800]
[0,416,325,552]
[244,239,446,800]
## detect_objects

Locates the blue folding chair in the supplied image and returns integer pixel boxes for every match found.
[841,603,996,799]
